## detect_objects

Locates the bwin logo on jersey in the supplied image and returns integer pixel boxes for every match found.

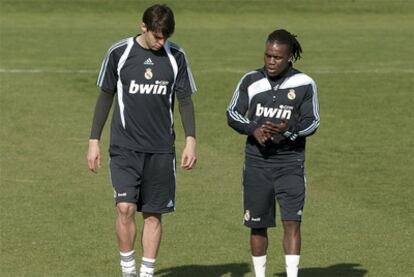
[129,80,167,95]
[255,103,292,119]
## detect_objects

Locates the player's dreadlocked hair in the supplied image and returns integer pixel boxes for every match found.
[267,29,302,62]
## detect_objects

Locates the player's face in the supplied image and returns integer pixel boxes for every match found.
[145,31,166,51]
[141,23,167,51]
[264,42,292,77]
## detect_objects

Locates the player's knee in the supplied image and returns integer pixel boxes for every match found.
[117,203,136,219]
[143,213,162,227]
[251,228,267,236]
[283,221,301,235]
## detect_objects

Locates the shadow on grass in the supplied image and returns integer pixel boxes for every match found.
[155,263,250,276]
[274,263,368,277]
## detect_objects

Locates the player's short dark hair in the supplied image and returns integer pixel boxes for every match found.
[142,4,175,38]
[266,29,302,62]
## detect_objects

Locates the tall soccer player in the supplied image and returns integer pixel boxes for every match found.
[87,4,197,277]
[227,29,320,277]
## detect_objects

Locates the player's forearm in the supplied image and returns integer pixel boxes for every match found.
[178,95,196,138]
[89,138,100,146]
[89,90,115,140]
[226,110,258,136]
[297,117,320,137]
[184,136,196,148]
[284,86,320,141]
[283,99,320,140]
[283,117,319,141]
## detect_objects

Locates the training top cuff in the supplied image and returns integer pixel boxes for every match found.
[246,121,259,136]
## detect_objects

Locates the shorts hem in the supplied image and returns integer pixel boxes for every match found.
[140,208,175,214]
[244,223,277,229]
[281,218,302,222]
[115,200,138,206]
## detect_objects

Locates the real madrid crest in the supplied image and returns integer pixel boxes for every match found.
[287,89,296,100]
[144,68,153,80]
[244,210,250,221]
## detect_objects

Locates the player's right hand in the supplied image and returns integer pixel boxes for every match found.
[87,139,101,173]
[253,127,271,146]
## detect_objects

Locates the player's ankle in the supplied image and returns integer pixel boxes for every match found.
[139,257,155,277]
[285,255,300,277]
[252,255,267,277]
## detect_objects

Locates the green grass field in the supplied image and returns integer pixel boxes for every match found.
[1,0,413,276]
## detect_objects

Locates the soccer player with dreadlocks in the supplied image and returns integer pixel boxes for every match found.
[227,29,320,277]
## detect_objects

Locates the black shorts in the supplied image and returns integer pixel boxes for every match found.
[109,146,176,213]
[243,163,306,228]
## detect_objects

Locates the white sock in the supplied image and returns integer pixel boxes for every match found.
[252,255,266,277]
[285,255,300,277]
[140,257,156,277]
[120,250,136,275]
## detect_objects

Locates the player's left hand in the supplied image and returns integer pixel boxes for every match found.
[181,136,197,170]
[261,119,288,135]
[87,139,101,173]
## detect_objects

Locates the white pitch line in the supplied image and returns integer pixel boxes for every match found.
[311,68,414,74]
[0,68,97,74]
[197,68,414,74]
[1,68,413,74]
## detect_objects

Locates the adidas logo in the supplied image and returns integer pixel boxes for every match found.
[144,58,154,65]
[166,200,174,208]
